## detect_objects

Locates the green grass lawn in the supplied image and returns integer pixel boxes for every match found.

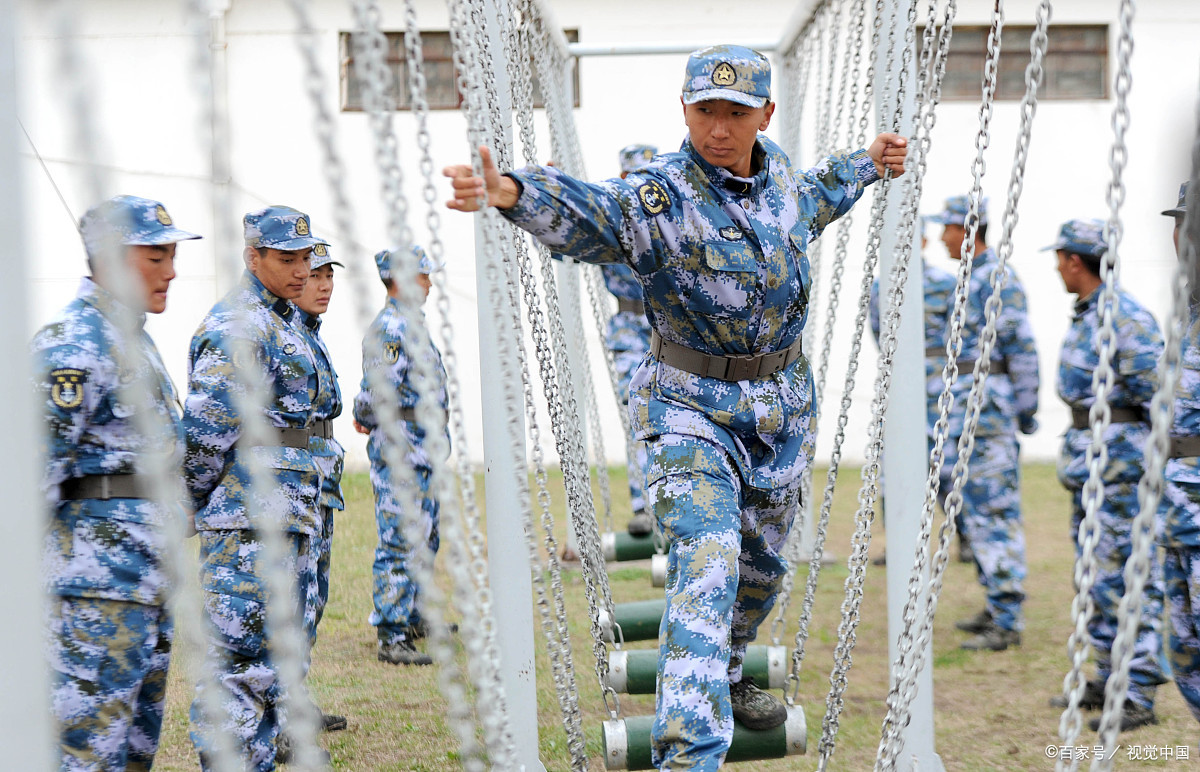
[148,463,1197,770]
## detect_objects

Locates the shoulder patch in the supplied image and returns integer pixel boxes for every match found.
[50,368,87,410]
[638,180,671,216]
[384,342,401,364]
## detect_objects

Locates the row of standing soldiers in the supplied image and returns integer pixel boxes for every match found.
[34,197,446,771]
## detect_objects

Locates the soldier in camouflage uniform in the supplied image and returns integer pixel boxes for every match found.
[612,143,657,536]
[287,243,348,740]
[868,217,962,566]
[1160,182,1200,722]
[1046,218,1165,732]
[445,45,908,770]
[184,206,329,771]
[354,245,448,667]
[33,195,200,771]
[929,195,1039,652]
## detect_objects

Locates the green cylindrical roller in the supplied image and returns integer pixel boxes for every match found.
[609,645,788,694]
[599,598,666,643]
[602,705,806,769]
[602,531,661,562]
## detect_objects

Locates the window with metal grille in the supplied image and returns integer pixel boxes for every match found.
[927,24,1108,101]
[340,29,580,111]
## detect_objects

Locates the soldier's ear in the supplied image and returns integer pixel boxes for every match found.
[759,101,775,131]
[244,246,260,270]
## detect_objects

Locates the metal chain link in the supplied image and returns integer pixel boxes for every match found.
[815,2,921,767]
[350,2,522,768]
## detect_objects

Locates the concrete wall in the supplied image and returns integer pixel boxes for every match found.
[15,0,1200,471]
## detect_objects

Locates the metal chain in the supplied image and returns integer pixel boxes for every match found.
[349,3,513,768]
[815,1,921,766]
[770,0,869,646]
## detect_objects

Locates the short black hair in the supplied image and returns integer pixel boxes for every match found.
[976,223,988,244]
[382,277,395,291]
[1073,251,1104,278]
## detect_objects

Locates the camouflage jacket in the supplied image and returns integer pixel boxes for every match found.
[601,263,653,353]
[353,298,449,472]
[297,310,345,511]
[183,271,320,534]
[1057,284,1162,488]
[502,135,878,489]
[1165,303,1200,545]
[32,278,182,603]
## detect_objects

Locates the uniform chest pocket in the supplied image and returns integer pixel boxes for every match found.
[273,344,316,413]
[685,241,759,318]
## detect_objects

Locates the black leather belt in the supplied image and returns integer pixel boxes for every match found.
[1071,407,1143,430]
[650,330,803,382]
[1170,436,1200,459]
[617,298,646,315]
[60,474,151,501]
[311,419,335,440]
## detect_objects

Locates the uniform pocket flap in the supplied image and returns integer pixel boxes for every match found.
[704,241,757,272]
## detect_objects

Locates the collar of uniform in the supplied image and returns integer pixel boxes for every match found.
[78,276,146,331]
[683,137,769,198]
[299,309,321,332]
[970,246,997,267]
[1073,283,1105,318]
[240,270,295,321]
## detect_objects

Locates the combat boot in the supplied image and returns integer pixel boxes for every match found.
[1088,702,1158,733]
[627,510,653,537]
[729,677,787,730]
[959,621,1020,651]
[322,712,348,732]
[406,620,459,640]
[378,638,433,666]
[275,733,332,766]
[1050,679,1105,710]
[954,608,992,634]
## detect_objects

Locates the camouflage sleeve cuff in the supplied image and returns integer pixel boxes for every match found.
[850,148,880,185]
[499,170,537,223]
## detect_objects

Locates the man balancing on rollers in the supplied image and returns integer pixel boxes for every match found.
[444,45,907,770]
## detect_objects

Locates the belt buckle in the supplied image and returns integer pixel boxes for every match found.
[99,476,112,500]
[724,354,759,382]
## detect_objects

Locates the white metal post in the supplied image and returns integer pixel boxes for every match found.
[0,1,52,766]
[478,2,545,769]
[554,256,584,557]
[877,0,943,769]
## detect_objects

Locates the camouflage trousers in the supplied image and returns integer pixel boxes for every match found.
[189,529,319,772]
[940,433,1026,632]
[313,504,335,636]
[1163,545,1200,721]
[648,434,799,771]
[1068,484,1166,709]
[369,464,440,645]
[613,346,650,514]
[49,597,172,772]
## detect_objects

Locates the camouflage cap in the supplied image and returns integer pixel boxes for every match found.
[1162,182,1189,217]
[243,205,329,251]
[79,194,201,257]
[375,244,440,282]
[1041,218,1107,257]
[927,195,989,227]
[618,144,658,174]
[309,242,343,271]
[681,45,771,109]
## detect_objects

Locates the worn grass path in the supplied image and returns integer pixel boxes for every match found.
[150,463,1196,770]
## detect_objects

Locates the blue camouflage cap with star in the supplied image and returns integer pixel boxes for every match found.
[1041,218,1107,258]
[682,45,771,109]
[309,242,343,270]
[1163,182,1189,217]
[79,194,201,258]
[928,195,989,227]
[619,144,658,174]
[375,244,441,282]
[243,205,329,251]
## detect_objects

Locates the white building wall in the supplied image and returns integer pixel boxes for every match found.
[14,0,1200,471]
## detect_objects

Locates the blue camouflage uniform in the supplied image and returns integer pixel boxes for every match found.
[931,196,1039,636]
[498,45,884,771]
[1159,183,1200,720]
[33,195,199,771]
[184,207,328,772]
[355,246,449,647]
[1048,219,1166,711]
[869,258,958,440]
[296,244,345,644]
